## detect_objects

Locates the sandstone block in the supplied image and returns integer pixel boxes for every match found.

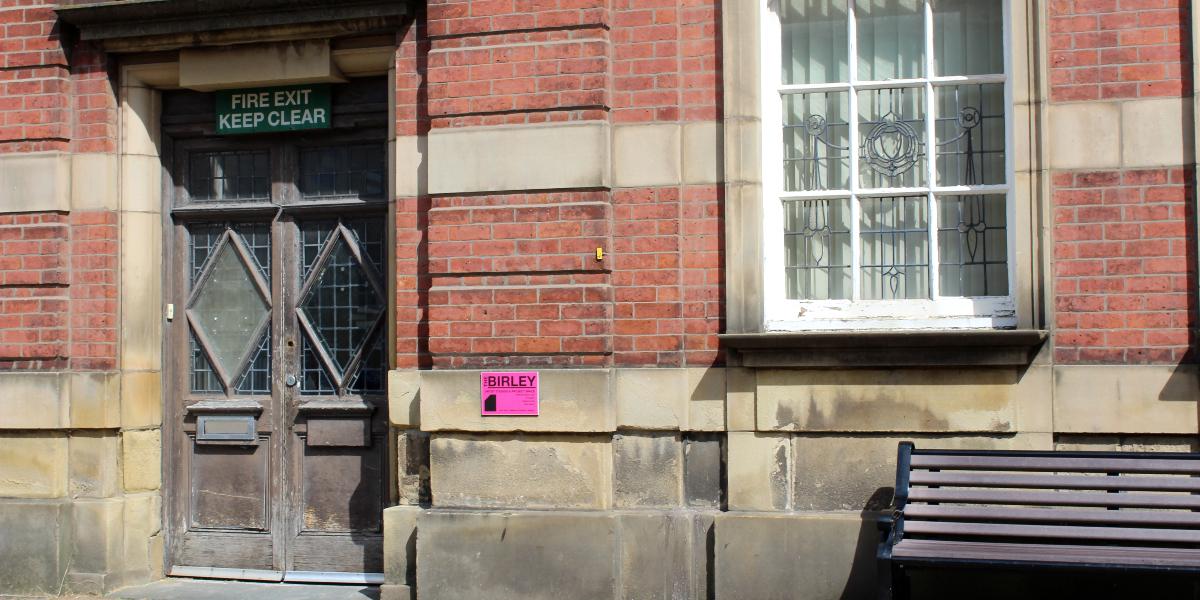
[0,433,67,498]
[430,434,612,509]
[122,430,162,492]
[613,433,682,508]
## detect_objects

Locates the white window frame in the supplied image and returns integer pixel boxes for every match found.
[761,0,1017,331]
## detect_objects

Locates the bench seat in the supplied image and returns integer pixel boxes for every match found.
[878,443,1200,599]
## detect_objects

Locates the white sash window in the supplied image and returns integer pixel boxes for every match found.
[762,0,1016,330]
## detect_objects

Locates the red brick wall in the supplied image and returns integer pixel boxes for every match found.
[1049,1,1195,365]
[0,1,119,372]
[397,0,723,369]
[1048,0,1189,102]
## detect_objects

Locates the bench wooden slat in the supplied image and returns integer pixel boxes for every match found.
[910,454,1200,475]
[891,539,1200,568]
[903,504,1200,528]
[909,487,1200,509]
[903,521,1200,544]
[909,470,1200,492]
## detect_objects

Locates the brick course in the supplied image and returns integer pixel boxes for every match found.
[1048,0,1190,101]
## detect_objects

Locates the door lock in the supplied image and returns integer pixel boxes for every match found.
[285,374,298,387]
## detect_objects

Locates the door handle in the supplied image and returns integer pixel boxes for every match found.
[285,374,298,387]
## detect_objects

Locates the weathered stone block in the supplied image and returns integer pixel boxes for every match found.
[0,372,67,429]
[613,123,681,188]
[122,429,162,492]
[617,512,713,600]
[0,500,67,595]
[396,429,430,506]
[615,369,687,431]
[417,510,616,600]
[726,432,789,511]
[687,368,725,432]
[1053,365,1198,435]
[388,370,421,428]
[430,434,612,509]
[69,372,121,430]
[613,433,682,508]
[70,432,120,498]
[715,512,878,600]
[684,434,723,508]
[0,433,67,498]
[383,506,420,586]
[421,369,614,433]
[122,492,162,579]
[120,371,162,429]
[71,499,123,574]
[725,367,756,432]
[756,368,1036,433]
[792,434,1048,511]
[380,584,415,600]
[1055,435,1199,453]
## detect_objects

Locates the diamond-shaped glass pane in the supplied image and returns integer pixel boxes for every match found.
[301,236,383,377]
[191,242,269,378]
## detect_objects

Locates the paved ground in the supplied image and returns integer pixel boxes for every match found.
[107,580,379,600]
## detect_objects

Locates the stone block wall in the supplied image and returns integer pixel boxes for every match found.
[0,2,160,596]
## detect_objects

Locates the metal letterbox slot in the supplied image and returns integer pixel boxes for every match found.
[196,415,257,443]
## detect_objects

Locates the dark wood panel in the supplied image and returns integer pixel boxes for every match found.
[910,470,1200,492]
[903,521,1200,544]
[190,439,271,530]
[289,533,384,573]
[892,539,1200,568]
[177,532,274,571]
[903,505,1200,528]
[909,488,1200,509]
[298,438,384,533]
[910,454,1200,474]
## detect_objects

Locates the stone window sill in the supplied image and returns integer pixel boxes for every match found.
[719,330,1048,368]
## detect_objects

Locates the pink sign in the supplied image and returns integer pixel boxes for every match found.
[480,371,539,416]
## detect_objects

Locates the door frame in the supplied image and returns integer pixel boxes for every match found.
[157,80,395,583]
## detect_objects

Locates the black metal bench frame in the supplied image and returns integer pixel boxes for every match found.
[878,442,1200,600]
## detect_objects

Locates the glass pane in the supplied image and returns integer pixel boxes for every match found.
[236,223,272,279]
[784,199,852,300]
[784,92,851,191]
[860,195,929,299]
[938,194,1008,297]
[344,219,387,275]
[189,151,270,202]
[189,224,225,285]
[933,0,1004,76]
[235,327,272,394]
[858,87,926,188]
[348,331,386,394]
[935,83,1006,186]
[301,220,338,280]
[299,144,386,200]
[781,0,849,85]
[191,336,223,394]
[300,335,336,395]
[300,235,385,377]
[856,0,924,81]
[190,242,269,377]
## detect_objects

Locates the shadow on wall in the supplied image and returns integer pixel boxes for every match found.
[840,487,893,600]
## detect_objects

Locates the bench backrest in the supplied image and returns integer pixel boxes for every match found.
[893,442,1200,548]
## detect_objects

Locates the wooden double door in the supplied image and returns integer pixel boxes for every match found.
[164,125,391,582]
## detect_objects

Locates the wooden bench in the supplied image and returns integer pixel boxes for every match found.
[878,442,1200,600]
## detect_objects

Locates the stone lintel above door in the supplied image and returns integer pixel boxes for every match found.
[55,0,407,53]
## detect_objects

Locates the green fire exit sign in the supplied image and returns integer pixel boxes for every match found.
[215,84,332,135]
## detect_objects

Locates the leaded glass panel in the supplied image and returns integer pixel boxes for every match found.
[190,242,269,379]
[938,195,1008,297]
[299,145,386,200]
[935,84,1006,186]
[860,196,929,300]
[858,87,926,189]
[784,92,850,191]
[784,199,852,300]
[234,327,272,394]
[189,151,270,202]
